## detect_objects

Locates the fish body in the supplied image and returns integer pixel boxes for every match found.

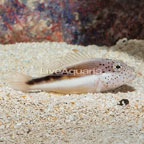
[8,58,136,94]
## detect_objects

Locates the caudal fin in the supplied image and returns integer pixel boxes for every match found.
[7,72,32,92]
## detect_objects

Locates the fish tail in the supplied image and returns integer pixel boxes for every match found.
[7,72,32,92]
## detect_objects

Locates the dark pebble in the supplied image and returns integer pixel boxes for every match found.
[117,99,129,106]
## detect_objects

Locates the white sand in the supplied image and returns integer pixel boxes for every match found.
[0,38,144,144]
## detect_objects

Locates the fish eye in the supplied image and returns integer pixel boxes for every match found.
[113,63,122,72]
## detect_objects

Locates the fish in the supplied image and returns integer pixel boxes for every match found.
[8,56,136,94]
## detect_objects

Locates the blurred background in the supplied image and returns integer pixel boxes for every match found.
[0,0,144,46]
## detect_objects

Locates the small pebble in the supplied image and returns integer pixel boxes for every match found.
[117,99,129,106]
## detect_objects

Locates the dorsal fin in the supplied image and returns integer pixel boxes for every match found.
[47,49,96,72]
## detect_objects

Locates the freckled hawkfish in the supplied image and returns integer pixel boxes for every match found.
[8,51,136,94]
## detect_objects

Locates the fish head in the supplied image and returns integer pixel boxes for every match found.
[98,59,136,91]
[111,59,136,83]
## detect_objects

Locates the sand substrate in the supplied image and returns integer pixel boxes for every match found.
[0,38,144,144]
